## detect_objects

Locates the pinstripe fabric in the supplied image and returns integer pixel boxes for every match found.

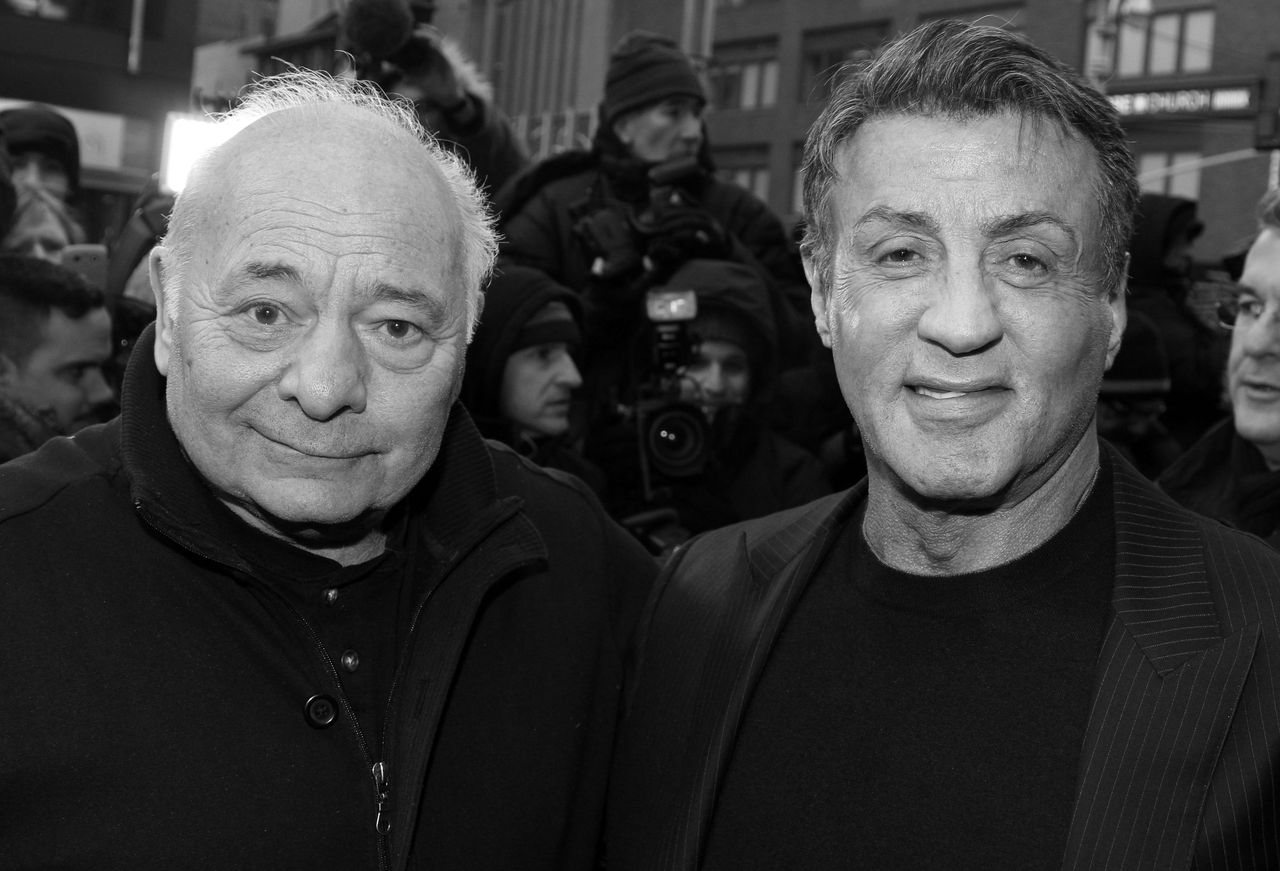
[606,448,1280,870]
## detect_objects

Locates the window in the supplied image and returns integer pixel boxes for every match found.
[709,41,779,110]
[799,22,889,104]
[729,166,770,202]
[918,6,1025,30]
[2,0,165,37]
[716,146,771,202]
[1138,150,1201,199]
[1110,9,1214,78]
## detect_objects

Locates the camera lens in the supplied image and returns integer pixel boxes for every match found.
[645,403,710,478]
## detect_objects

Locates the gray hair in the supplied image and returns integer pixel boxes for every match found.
[1257,186,1280,232]
[159,69,497,339]
[800,20,1138,299]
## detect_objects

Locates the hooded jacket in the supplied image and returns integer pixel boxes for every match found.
[1125,192,1228,448]
[460,265,606,495]
[1159,416,1280,548]
[0,326,656,870]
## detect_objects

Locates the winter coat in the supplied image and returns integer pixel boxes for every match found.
[418,36,527,195]
[1126,193,1228,448]
[1159,417,1280,548]
[494,131,812,372]
[0,327,656,870]
[0,392,58,463]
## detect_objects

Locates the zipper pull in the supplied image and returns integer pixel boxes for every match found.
[372,761,392,834]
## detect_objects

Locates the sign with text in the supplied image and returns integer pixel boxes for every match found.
[1109,83,1257,119]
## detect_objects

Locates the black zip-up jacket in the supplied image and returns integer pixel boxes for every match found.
[0,329,656,870]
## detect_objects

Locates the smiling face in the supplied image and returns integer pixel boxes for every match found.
[807,112,1124,507]
[1228,227,1280,467]
[152,105,468,542]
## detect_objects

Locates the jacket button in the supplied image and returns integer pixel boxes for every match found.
[322,587,339,605]
[305,694,339,728]
[340,649,360,673]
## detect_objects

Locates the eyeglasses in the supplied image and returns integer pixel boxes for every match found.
[1217,293,1268,329]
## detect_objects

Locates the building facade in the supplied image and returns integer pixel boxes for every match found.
[703,0,1280,263]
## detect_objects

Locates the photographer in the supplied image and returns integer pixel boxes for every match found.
[459,265,607,498]
[598,258,829,549]
[343,0,527,193]
[495,30,812,442]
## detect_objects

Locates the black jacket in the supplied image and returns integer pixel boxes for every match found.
[608,445,1280,869]
[1159,416,1280,547]
[0,329,656,870]
[495,136,812,371]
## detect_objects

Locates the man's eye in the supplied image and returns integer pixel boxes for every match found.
[880,248,919,264]
[1010,253,1047,272]
[381,320,420,340]
[1239,298,1266,319]
[251,304,281,325]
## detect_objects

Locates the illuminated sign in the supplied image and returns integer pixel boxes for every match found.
[1110,85,1256,118]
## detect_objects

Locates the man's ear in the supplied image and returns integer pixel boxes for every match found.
[150,245,173,377]
[803,256,834,349]
[1104,276,1128,371]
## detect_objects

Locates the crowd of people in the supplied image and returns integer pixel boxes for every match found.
[1,15,1280,868]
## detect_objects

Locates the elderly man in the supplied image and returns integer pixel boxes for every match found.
[606,21,1280,870]
[0,72,655,869]
[1161,187,1280,545]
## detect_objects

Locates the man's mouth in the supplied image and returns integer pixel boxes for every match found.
[913,385,969,400]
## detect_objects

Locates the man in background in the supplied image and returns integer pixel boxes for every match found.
[0,102,80,203]
[1162,185,1280,546]
[0,253,114,461]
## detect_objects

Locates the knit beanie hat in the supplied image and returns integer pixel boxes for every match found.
[601,30,705,128]
[0,104,80,194]
[1101,310,1171,398]
[460,265,583,424]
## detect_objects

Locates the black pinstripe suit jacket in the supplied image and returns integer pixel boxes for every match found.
[607,446,1280,869]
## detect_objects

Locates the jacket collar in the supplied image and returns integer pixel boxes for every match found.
[1107,443,1226,672]
[120,324,527,576]
[662,444,1246,869]
[747,446,1230,668]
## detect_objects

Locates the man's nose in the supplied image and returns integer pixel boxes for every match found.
[915,266,1003,355]
[278,321,368,420]
[679,114,703,143]
[557,354,583,389]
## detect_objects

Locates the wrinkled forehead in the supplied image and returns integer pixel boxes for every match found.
[183,104,461,275]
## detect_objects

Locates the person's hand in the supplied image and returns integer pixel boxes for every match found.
[642,205,731,277]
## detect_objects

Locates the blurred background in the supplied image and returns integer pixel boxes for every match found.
[3,0,1280,275]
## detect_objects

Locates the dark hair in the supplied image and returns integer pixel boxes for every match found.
[0,254,105,365]
[800,20,1138,299]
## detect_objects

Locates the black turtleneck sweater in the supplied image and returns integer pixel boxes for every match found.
[702,464,1115,870]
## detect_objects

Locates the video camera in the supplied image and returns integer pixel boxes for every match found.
[607,285,710,556]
